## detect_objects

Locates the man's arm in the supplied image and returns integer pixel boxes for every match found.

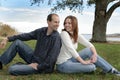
[8,31,37,42]
[0,30,37,48]
[0,28,41,48]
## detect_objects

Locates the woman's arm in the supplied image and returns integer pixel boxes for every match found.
[78,34,97,63]
[90,47,97,63]
[61,31,92,64]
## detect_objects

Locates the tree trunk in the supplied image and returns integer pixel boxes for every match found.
[91,17,107,42]
[91,0,107,42]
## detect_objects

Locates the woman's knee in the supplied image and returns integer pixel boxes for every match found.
[83,48,93,56]
[89,64,96,72]
[86,48,92,53]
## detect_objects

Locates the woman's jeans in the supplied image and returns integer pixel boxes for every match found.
[56,48,113,73]
[0,40,38,75]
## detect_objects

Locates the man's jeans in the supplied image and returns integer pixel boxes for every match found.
[56,48,113,73]
[0,40,38,75]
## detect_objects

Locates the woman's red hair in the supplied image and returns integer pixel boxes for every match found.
[63,16,78,43]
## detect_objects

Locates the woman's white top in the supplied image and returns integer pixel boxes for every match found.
[56,31,94,64]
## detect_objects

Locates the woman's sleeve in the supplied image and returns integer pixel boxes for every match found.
[61,31,79,58]
[78,34,94,48]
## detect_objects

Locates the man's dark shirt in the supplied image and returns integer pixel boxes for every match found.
[8,27,61,73]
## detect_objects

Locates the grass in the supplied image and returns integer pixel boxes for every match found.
[0,40,120,80]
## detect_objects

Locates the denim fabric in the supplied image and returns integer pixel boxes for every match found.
[56,48,113,73]
[8,64,38,76]
[0,40,38,75]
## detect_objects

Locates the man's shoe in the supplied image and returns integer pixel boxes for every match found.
[0,61,3,69]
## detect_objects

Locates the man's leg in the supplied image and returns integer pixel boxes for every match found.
[0,39,33,65]
[8,64,38,76]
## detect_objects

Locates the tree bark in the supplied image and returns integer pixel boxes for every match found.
[91,0,108,42]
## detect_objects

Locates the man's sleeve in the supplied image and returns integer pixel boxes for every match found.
[8,29,39,42]
[37,36,62,73]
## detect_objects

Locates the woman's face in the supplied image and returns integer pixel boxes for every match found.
[64,18,73,33]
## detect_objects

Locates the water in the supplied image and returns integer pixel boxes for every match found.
[82,34,120,42]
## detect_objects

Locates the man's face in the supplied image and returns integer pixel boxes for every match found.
[48,15,60,31]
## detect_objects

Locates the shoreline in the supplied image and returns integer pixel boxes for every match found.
[107,36,120,38]
[107,41,120,44]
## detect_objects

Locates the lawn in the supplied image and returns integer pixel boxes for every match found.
[0,40,120,80]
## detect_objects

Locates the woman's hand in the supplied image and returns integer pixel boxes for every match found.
[76,56,93,65]
[90,54,97,63]
[81,60,93,65]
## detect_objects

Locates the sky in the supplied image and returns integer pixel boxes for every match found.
[0,0,120,34]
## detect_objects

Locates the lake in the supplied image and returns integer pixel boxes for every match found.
[82,34,120,42]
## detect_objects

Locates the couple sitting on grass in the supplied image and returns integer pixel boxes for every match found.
[0,13,120,76]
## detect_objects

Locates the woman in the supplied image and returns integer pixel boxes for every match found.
[56,15,120,76]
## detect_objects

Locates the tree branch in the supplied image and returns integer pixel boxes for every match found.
[51,0,83,13]
[106,1,120,22]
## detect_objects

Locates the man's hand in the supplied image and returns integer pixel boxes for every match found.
[0,37,8,48]
[28,63,38,70]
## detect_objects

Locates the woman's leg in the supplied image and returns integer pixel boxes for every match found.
[78,48,113,73]
[8,64,38,76]
[56,59,96,73]
[0,40,33,64]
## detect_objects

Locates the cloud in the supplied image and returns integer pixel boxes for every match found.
[0,3,120,34]
[0,7,11,11]
[0,7,51,22]
[3,7,49,14]
[112,12,120,16]
[6,21,47,33]
[84,11,94,16]
[12,8,50,14]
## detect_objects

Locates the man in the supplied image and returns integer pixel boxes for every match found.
[0,13,61,75]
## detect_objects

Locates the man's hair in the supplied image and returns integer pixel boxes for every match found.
[47,13,58,21]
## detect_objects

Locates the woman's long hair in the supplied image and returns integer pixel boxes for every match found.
[63,15,78,43]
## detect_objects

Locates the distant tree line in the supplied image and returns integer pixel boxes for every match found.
[0,22,18,37]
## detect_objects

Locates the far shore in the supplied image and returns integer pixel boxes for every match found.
[107,41,120,44]
[107,34,120,38]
